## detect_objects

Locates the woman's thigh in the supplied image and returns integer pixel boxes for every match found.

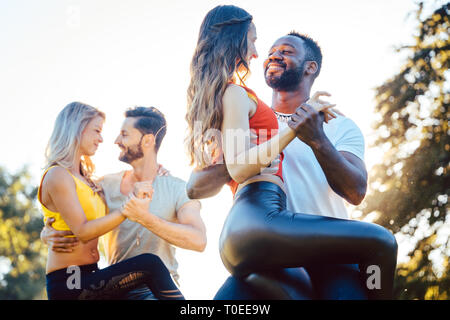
[222,196,391,274]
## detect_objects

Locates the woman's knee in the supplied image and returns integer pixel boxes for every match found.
[371,225,398,260]
[220,229,268,277]
[133,253,165,269]
[219,232,244,275]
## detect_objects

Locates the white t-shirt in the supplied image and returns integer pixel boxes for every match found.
[276,113,365,219]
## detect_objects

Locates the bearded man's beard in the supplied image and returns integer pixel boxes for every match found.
[119,143,144,164]
[265,61,305,92]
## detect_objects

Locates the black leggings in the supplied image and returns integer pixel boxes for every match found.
[46,253,184,300]
[214,267,314,300]
[214,264,368,300]
[219,182,398,299]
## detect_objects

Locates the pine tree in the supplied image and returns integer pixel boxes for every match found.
[360,2,449,299]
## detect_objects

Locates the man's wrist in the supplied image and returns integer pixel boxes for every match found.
[135,207,153,227]
[306,134,332,153]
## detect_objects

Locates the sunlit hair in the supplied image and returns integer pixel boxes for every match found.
[287,31,323,78]
[185,5,253,167]
[45,102,105,197]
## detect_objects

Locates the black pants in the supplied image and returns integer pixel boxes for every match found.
[219,182,397,299]
[214,264,368,300]
[46,253,184,300]
[214,267,314,300]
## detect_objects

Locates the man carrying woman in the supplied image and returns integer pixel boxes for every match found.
[185,5,398,300]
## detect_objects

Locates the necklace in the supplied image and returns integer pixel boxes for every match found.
[273,110,293,123]
[272,96,310,123]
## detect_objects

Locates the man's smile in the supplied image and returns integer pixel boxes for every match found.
[265,62,286,75]
[118,144,127,153]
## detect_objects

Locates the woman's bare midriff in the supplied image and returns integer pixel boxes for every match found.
[235,174,286,196]
[46,238,100,274]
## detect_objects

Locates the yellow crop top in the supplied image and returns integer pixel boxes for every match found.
[38,166,106,233]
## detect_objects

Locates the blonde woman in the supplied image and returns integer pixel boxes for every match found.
[186,5,397,299]
[39,102,183,299]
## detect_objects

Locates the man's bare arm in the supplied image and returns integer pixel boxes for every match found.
[289,104,367,205]
[40,218,79,253]
[123,198,206,252]
[313,144,367,205]
[186,164,231,199]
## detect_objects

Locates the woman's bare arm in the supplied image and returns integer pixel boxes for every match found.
[221,85,296,184]
[43,167,126,243]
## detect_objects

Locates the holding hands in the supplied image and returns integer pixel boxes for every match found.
[304,91,338,123]
[120,181,154,224]
[288,91,338,147]
[133,180,154,199]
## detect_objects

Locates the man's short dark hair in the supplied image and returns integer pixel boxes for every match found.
[125,106,167,152]
[287,31,322,78]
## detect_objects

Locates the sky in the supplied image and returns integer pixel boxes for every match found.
[0,0,443,299]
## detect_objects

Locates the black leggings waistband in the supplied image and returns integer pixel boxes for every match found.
[235,181,286,202]
[46,263,99,282]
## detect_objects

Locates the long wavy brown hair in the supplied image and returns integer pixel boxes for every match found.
[185,5,253,168]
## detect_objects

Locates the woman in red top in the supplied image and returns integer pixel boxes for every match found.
[185,5,397,299]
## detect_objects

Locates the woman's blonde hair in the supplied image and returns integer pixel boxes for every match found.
[45,101,105,196]
[185,5,253,168]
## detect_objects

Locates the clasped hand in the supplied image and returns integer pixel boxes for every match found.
[121,181,154,223]
[288,91,337,145]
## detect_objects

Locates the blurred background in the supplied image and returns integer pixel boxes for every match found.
[0,0,448,299]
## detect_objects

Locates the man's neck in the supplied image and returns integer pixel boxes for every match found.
[271,83,311,114]
[129,155,158,182]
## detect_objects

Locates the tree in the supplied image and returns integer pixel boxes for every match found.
[360,2,449,299]
[0,166,46,299]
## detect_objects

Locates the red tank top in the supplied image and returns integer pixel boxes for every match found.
[227,85,284,195]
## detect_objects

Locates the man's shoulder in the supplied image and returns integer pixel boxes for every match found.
[325,115,365,160]
[327,114,359,127]
[155,175,187,190]
[325,115,362,136]
[153,175,192,209]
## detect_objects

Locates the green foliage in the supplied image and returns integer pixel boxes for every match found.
[394,235,449,300]
[0,166,46,299]
[360,2,449,299]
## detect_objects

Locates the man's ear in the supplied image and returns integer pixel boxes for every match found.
[305,61,318,76]
[142,134,156,149]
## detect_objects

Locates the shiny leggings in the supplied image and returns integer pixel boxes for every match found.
[46,253,184,300]
[219,182,398,299]
[214,264,368,300]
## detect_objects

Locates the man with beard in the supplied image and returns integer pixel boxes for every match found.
[188,32,369,299]
[41,106,206,300]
